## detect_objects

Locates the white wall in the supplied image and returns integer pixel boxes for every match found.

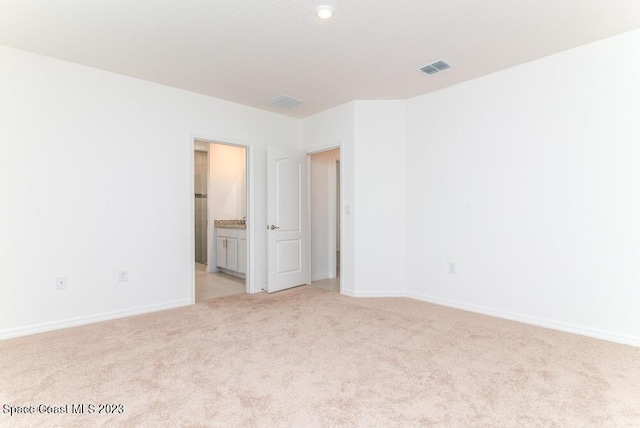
[353,101,408,296]
[310,148,340,281]
[208,144,246,220]
[406,29,640,346]
[302,101,408,296]
[0,46,299,338]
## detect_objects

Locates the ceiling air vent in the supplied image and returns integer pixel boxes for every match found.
[420,60,451,75]
[268,94,305,109]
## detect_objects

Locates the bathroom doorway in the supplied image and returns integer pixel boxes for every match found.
[193,140,248,302]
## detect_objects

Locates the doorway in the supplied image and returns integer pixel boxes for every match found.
[309,148,341,293]
[193,140,249,302]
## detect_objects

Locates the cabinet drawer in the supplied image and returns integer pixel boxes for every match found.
[238,229,247,240]
[216,228,238,238]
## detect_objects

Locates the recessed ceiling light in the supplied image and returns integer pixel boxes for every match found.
[316,5,334,19]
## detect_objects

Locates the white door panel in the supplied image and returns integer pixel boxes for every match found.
[277,239,302,274]
[267,147,309,293]
[276,159,301,231]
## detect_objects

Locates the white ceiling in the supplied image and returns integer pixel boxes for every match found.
[1,1,639,118]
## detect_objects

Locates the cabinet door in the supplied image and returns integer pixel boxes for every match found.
[216,237,227,268]
[226,238,238,271]
[238,239,247,274]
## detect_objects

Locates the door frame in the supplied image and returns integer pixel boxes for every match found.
[307,145,342,293]
[189,136,253,303]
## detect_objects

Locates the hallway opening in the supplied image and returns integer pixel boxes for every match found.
[309,148,341,293]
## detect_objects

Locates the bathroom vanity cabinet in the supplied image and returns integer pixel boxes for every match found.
[215,226,246,276]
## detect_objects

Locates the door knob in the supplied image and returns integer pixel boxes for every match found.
[269,225,280,230]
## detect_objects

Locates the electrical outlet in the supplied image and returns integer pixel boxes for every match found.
[118,270,128,282]
[56,277,67,290]
[448,263,456,274]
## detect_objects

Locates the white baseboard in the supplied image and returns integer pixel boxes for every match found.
[218,267,246,279]
[341,288,356,297]
[311,273,335,281]
[4,289,637,348]
[351,290,408,298]
[0,299,191,341]
[407,292,640,348]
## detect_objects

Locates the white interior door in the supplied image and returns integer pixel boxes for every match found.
[267,146,309,293]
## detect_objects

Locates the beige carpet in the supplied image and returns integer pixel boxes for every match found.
[1,286,639,427]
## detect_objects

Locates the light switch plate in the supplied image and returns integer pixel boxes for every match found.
[56,277,67,290]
